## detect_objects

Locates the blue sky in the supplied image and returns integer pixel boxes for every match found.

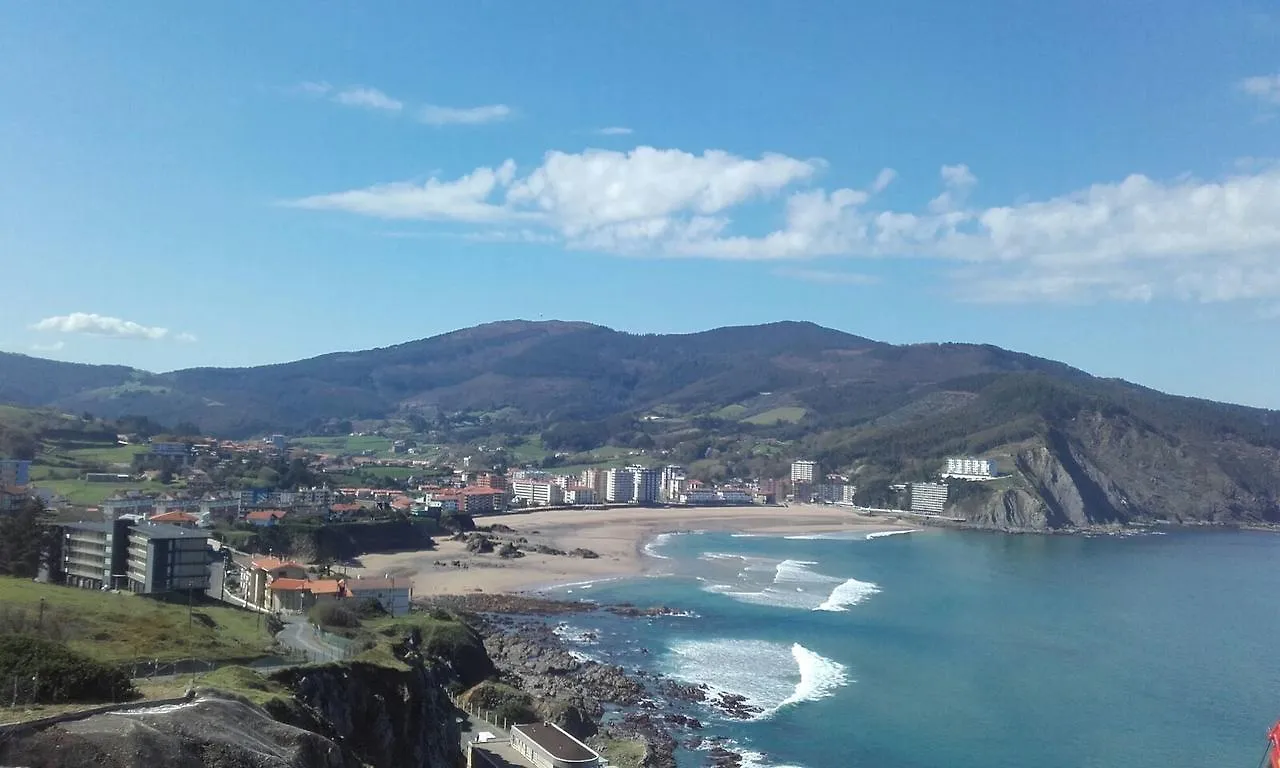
[2,2,1279,407]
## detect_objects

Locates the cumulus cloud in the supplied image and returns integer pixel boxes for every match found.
[31,313,196,342]
[1239,73,1280,105]
[417,104,512,125]
[289,145,1280,305]
[595,126,634,136]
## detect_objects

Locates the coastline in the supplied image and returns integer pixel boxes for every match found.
[353,504,913,596]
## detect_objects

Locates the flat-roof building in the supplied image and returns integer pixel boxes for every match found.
[125,523,211,594]
[510,722,600,768]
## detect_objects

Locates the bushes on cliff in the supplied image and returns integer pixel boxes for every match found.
[0,635,137,704]
[460,681,537,727]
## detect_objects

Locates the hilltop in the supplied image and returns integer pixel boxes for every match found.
[2,320,1279,529]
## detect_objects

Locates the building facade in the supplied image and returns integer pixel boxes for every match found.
[629,466,661,504]
[790,460,819,485]
[909,482,949,514]
[943,457,997,479]
[511,479,565,507]
[59,519,132,590]
[346,576,413,616]
[509,722,601,768]
[605,468,633,503]
[0,459,31,487]
[125,524,211,594]
[817,483,858,505]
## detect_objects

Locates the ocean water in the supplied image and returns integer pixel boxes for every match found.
[544,529,1280,768]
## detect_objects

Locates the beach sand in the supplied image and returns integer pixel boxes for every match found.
[352,505,913,595]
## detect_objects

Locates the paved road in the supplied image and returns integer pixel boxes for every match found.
[276,617,349,664]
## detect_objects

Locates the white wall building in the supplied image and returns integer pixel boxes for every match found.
[943,457,997,479]
[909,482,949,514]
[605,468,634,503]
[629,466,661,504]
[791,460,819,485]
[511,479,565,507]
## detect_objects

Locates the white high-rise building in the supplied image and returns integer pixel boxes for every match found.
[943,457,997,479]
[909,482,948,513]
[791,460,819,485]
[630,466,661,504]
[605,468,634,503]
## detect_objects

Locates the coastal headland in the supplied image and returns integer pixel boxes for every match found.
[354,504,913,595]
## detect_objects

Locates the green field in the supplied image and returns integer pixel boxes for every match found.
[742,406,808,425]
[63,444,146,466]
[712,404,748,419]
[0,578,273,663]
[293,435,394,455]
[35,478,164,506]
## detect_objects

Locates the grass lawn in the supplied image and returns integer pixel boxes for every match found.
[293,435,394,455]
[0,578,273,664]
[712,403,748,419]
[34,478,161,506]
[742,406,808,425]
[64,443,146,466]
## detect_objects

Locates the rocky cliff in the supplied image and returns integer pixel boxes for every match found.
[950,411,1280,530]
[0,695,350,768]
[269,659,463,768]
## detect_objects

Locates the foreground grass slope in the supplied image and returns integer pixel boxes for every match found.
[0,578,272,663]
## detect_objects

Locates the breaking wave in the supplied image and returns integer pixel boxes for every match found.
[865,529,918,540]
[704,558,881,611]
[643,532,675,559]
[663,639,849,721]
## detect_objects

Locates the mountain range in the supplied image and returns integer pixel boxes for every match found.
[2,320,1278,530]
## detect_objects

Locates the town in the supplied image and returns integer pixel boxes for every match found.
[0,434,1003,614]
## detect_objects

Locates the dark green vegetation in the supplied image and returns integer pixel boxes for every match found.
[0,635,138,705]
[3,320,1280,528]
[0,498,51,578]
[217,518,443,561]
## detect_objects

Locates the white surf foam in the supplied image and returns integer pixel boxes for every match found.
[553,623,600,645]
[695,739,809,768]
[703,557,881,611]
[663,639,849,721]
[643,532,675,559]
[700,551,748,562]
[865,529,918,540]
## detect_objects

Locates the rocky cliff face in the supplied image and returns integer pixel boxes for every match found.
[269,660,462,768]
[0,695,350,768]
[953,411,1280,530]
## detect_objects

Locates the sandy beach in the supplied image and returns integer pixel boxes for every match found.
[353,504,913,596]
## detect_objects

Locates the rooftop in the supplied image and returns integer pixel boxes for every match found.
[512,723,598,763]
[130,522,211,540]
[63,521,114,534]
[346,577,410,592]
[251,555,305,571]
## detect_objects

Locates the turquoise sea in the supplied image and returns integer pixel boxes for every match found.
[542,528,1280,768]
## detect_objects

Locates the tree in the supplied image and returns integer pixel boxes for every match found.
[0,498,52,578]
[157,465,175,485]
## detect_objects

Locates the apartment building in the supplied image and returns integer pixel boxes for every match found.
[511,478,564,507]
[564,486,596,505]
[579,468,606,497]
[125,523,211,594]
[0,459,31,487]
[909,482,949,514]
[943,457,997,479]
[53,520,210,594]
[791,460,819,485]
[630,466,661,504]
[605,467,634,503]
[817,483,858,505]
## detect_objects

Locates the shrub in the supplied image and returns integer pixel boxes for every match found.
[0,635,138,704]
[309,601,361,630]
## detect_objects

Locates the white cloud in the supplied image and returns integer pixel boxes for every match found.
[287,160,519,222]
[596,126,634,136]
[31,313,195,341]
[331,86,403,112]
[1239,73,1280,105]
[289,146,1280,305]
[417,104,513,126]
[30,341,65,352]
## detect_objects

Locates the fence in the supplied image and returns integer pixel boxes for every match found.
[451,694,518,734]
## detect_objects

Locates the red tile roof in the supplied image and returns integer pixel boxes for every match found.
[460,486,505,496]
[148,511,198,524]
[310,579,344,595]
[251,556,305,571]
[267,578,311,592]
[246,509,287,521]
